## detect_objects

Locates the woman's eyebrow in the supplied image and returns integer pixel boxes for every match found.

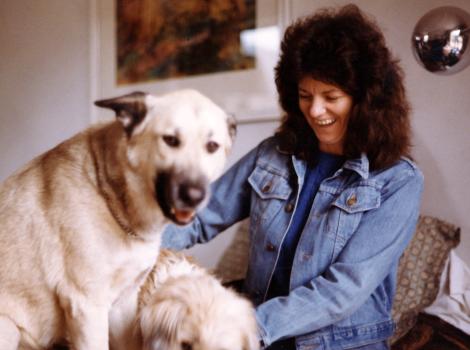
[298,87,344,95]
[323,89,341,94]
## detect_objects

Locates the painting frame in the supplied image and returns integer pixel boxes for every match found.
[89,0,292,124]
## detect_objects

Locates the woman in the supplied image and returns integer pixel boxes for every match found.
[163,4,423,350]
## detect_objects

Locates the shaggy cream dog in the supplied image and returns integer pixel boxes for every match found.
[138,250,259,350]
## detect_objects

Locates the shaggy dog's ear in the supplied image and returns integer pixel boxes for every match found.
[240,302,260,350]
[140,298,188,350]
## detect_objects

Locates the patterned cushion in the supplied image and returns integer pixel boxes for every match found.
[391,215,460,342]
[215,216,461,342]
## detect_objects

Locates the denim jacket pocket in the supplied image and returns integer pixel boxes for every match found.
[332,185,381,213]
[248,165,292,227]
[327,185,381,257]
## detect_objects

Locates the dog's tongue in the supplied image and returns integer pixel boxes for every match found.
[174,209,195,224]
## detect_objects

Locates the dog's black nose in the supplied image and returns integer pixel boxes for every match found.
[178,183,205,207]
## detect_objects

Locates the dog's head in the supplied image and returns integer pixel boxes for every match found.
[95,90,236,226]
[139,275,259,350]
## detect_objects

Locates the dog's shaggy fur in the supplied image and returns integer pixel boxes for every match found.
[0,89,234,350]
[138,250,259,350]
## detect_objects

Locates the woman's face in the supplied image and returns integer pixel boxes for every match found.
[298,77,353,155]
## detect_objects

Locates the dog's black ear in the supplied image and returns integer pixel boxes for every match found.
[94,91,148,136]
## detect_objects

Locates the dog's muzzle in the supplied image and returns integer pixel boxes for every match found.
[155,171,208,225]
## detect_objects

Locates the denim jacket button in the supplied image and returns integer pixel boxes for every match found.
[262,183,271,193]
[266,243,276,252]
[347,194,357,206]
[285,203,294,213]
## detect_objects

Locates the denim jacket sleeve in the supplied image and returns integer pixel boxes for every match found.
[161,140,263,250]
[256,164,424,346]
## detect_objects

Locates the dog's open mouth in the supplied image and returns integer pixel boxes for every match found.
[156,171,207,226]
[170,207,196,225]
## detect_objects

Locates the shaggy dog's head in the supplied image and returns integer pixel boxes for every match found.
[139,274,259,350]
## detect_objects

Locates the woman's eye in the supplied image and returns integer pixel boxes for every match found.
[162,135,180,148]
[206,141,220,154]
[298,94,310,100]
[326,94,342,101]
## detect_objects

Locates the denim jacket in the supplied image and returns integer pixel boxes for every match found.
[162,136,424,350]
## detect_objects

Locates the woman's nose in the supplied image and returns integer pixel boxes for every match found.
[310,98,326,117]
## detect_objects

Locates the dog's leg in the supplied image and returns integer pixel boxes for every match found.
[0,315,21,350]
[60,296,109,350]
[67,306,109,350]
[109,289,142,350]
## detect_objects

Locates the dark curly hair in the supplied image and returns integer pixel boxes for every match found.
[275,4,411,170]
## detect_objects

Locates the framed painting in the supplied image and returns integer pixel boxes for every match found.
[90,0,292,124]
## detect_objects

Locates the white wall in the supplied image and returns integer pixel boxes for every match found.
[0,0,469,267]
[0,0,91,180]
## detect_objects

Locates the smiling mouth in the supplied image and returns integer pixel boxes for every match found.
[315,118,336,126]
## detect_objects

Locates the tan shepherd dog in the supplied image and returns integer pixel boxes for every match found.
[0,90,235,350]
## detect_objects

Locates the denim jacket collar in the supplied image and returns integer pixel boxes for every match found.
[282,148,370,182]
[342,153,370,179]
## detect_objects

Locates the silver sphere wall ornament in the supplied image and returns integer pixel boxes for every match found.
[412,6,470,75]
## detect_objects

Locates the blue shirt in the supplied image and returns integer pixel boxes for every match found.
[267,152,344,299]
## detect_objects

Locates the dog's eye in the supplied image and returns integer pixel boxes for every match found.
[163,135,180,148]
[206,141,220,153]
[181,341,193,350]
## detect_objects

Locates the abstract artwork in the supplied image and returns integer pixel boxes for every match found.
[116,0,256,85]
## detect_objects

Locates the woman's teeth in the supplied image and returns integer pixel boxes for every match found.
[316,118,335,126]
